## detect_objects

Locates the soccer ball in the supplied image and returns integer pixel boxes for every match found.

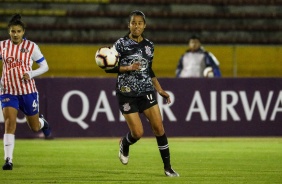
[203,67,214,78]
[95,46,119,70]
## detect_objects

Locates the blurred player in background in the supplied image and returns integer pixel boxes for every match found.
[0,14,51,170]
[105,10,179,177]
[176,35,221,78]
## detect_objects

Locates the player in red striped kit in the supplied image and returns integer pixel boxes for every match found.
[0,14,51,170]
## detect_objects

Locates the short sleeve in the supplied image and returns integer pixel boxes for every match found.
[31,44,45,63]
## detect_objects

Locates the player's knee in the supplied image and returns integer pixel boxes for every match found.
[29,124,41,132]
[4,119,16,133]
[152,127,165,137]
[132,130,143,139]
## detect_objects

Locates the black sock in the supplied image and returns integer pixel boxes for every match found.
[156,133,171,170]
[121,132,139,156]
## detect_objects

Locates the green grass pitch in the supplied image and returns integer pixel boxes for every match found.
[0,137,281,184]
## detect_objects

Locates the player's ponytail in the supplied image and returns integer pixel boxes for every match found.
[8,14,26,30]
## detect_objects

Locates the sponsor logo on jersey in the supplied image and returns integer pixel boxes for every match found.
[6,58,23,70]
[121,86,131,93]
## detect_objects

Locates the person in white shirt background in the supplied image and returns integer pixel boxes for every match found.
[176,35,221,78]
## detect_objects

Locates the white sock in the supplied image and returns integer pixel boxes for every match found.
[39,118,45,129]
[3,134,15,163]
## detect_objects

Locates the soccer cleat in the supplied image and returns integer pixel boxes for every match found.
[40,114,51,138]
[164,167,180,177]
[119,139,129,165]
[2,157,13,170]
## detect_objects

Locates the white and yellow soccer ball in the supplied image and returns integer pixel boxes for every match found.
[95,46,119,70]
[203,66,214,78]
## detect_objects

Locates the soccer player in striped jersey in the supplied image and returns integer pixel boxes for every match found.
[106,10,179,177]
[0,14,51,170]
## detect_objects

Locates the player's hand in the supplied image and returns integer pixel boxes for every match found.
[22,73,30,80]
[158,90,171,104]
[130,62,141,71]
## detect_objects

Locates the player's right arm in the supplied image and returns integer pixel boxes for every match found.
[105,62,141,73]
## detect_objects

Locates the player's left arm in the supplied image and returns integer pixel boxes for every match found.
[23,44,49,80]
[151,69,171,104]
[23,59,49,80]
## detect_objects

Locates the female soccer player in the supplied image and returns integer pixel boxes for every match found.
[106,10,179,177]
[0,14,51,170]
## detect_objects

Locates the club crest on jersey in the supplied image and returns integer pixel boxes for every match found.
[20,48,29,53]
[123,103,131,112]
[145,45,152,56]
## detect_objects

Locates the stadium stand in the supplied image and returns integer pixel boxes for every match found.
[0,0,282,44]
[0,0,282,78]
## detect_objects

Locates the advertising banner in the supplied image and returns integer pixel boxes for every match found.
[0,78,281,138]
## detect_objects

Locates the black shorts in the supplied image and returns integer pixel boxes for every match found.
[117,92,158,114]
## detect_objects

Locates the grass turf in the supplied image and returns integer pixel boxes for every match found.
[0,137,281,184]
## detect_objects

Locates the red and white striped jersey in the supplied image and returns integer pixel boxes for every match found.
[0,39,45,95]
